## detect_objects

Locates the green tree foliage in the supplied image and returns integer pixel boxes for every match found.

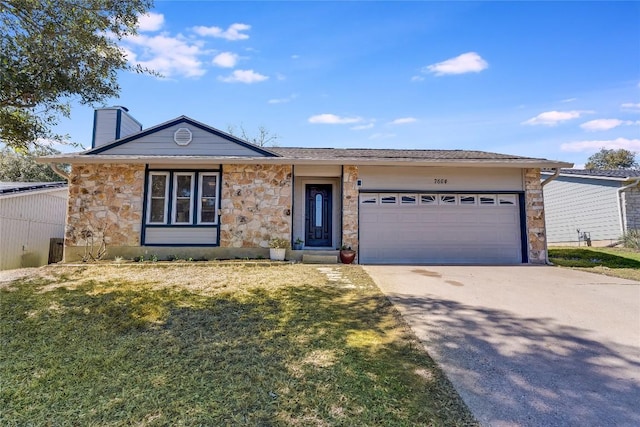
[0,0,154,152]
[0,146,66,182]
[585,148,637,170]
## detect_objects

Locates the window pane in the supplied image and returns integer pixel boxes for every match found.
[460,195,476,205]
[480,196,496,205]
[200,198,216,223]
[176,175,192,197]
[440,195,456,205]
[151,175,166,197]
[150,199,165,222]
[499,195,516,205]
[420,194,437,205]
[360,195,377,204]
[315,194,322,227]
[401,195,416,204]
[381,195,397,204]
[175,199,191,223]
[201,175,217,197]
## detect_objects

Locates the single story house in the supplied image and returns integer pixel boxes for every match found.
[542,169,640,246]
[40,106,571,265]
[0,181,68,270]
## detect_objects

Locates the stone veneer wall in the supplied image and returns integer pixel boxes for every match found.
[66,164,145,250]
[342,165,359,253]
[623,185,640,231]
[525,168,546,264]
[220,164,293,248]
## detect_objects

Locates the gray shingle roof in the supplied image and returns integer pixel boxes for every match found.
[557,169,640,179]
[270,147,547,161]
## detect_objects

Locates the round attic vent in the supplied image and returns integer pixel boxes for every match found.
[174,127,192,146]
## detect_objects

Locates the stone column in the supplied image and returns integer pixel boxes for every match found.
[524,168,546,264]
[220,164,293,248]
[342,165,359,255]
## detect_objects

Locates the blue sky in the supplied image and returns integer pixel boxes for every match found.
[55,1,639,167]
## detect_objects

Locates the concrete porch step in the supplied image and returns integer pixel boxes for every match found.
[296,249,340,264]
[302,254,339,264]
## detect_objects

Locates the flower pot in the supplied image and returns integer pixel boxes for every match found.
[293,243,303,250]
[339,250,356,264]
[269,248,286,261]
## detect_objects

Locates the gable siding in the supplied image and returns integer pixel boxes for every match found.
[543,177,620,243]
[99,124,264,156]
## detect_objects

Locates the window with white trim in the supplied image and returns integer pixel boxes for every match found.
[498,195,516,205]
[360,195,378,204]
[440,195,457,205]
[380,194,398,204]
[401,194,417,204]
[480,195,496,205]
[146,171,220,226]
[459,195,477,205]
[148,172,169,224]
[198,173,218,224]
[173,173,194,224]
[420,194,438,205]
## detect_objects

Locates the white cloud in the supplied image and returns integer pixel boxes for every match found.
[522,110,588,126]
[411,75,425,82]
[560,97,577,103]
[121,34,206,78]
[580,119,640,131]
[268,93,298,104]
[137,12,164,32]
[218,69,268,83]
[192,23,250,40]
[560,137,640,152]
[389,117,417,125]
[424,52,488,76]
[621,102,640,111]
[351,123,374,130]
[291,54,300,59]
[369,133,396,140]
[212,52,239,68]
[308,114,363,124]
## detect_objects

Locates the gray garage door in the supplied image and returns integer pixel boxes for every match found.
[359,193,522,264]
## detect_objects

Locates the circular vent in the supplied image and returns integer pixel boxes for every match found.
[174,128,192,145]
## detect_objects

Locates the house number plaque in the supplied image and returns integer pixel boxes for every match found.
[434,178,448,184]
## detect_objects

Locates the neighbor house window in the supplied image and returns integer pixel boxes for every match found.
[148,172,169,224]
[146,170,219,226]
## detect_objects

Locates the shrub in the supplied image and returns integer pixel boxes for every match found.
[622,229,640,249]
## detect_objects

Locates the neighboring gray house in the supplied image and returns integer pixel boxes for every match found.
[40,106,572,265]
[0,182,68,270]
[542,169,640,245]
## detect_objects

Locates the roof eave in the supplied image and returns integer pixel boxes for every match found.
[38,154,572,169]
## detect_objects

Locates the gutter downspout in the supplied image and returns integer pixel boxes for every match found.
[540,168,561,265]
[49,163,70,180]
[617,177,640,237]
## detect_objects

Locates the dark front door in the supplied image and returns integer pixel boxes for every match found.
[305,184,332,247]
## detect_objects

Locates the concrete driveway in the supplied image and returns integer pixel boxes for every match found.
[363,266,640,427]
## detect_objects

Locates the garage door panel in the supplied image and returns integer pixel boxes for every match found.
[359,193,522,264]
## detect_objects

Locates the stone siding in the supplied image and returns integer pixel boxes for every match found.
[342,165,359,253]
[525,168,546,264]
[220,164,293,248]
[66,164,144,249]
[624,186,640,231]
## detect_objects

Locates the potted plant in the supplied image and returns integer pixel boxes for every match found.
[339,245,356,264]
[269,237,290,261]
[293,237,304,250]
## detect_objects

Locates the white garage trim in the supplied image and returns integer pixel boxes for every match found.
[359,192,525,265]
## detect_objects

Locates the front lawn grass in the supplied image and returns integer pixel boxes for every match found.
[549,246,640,281]
[1,264,476,426]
